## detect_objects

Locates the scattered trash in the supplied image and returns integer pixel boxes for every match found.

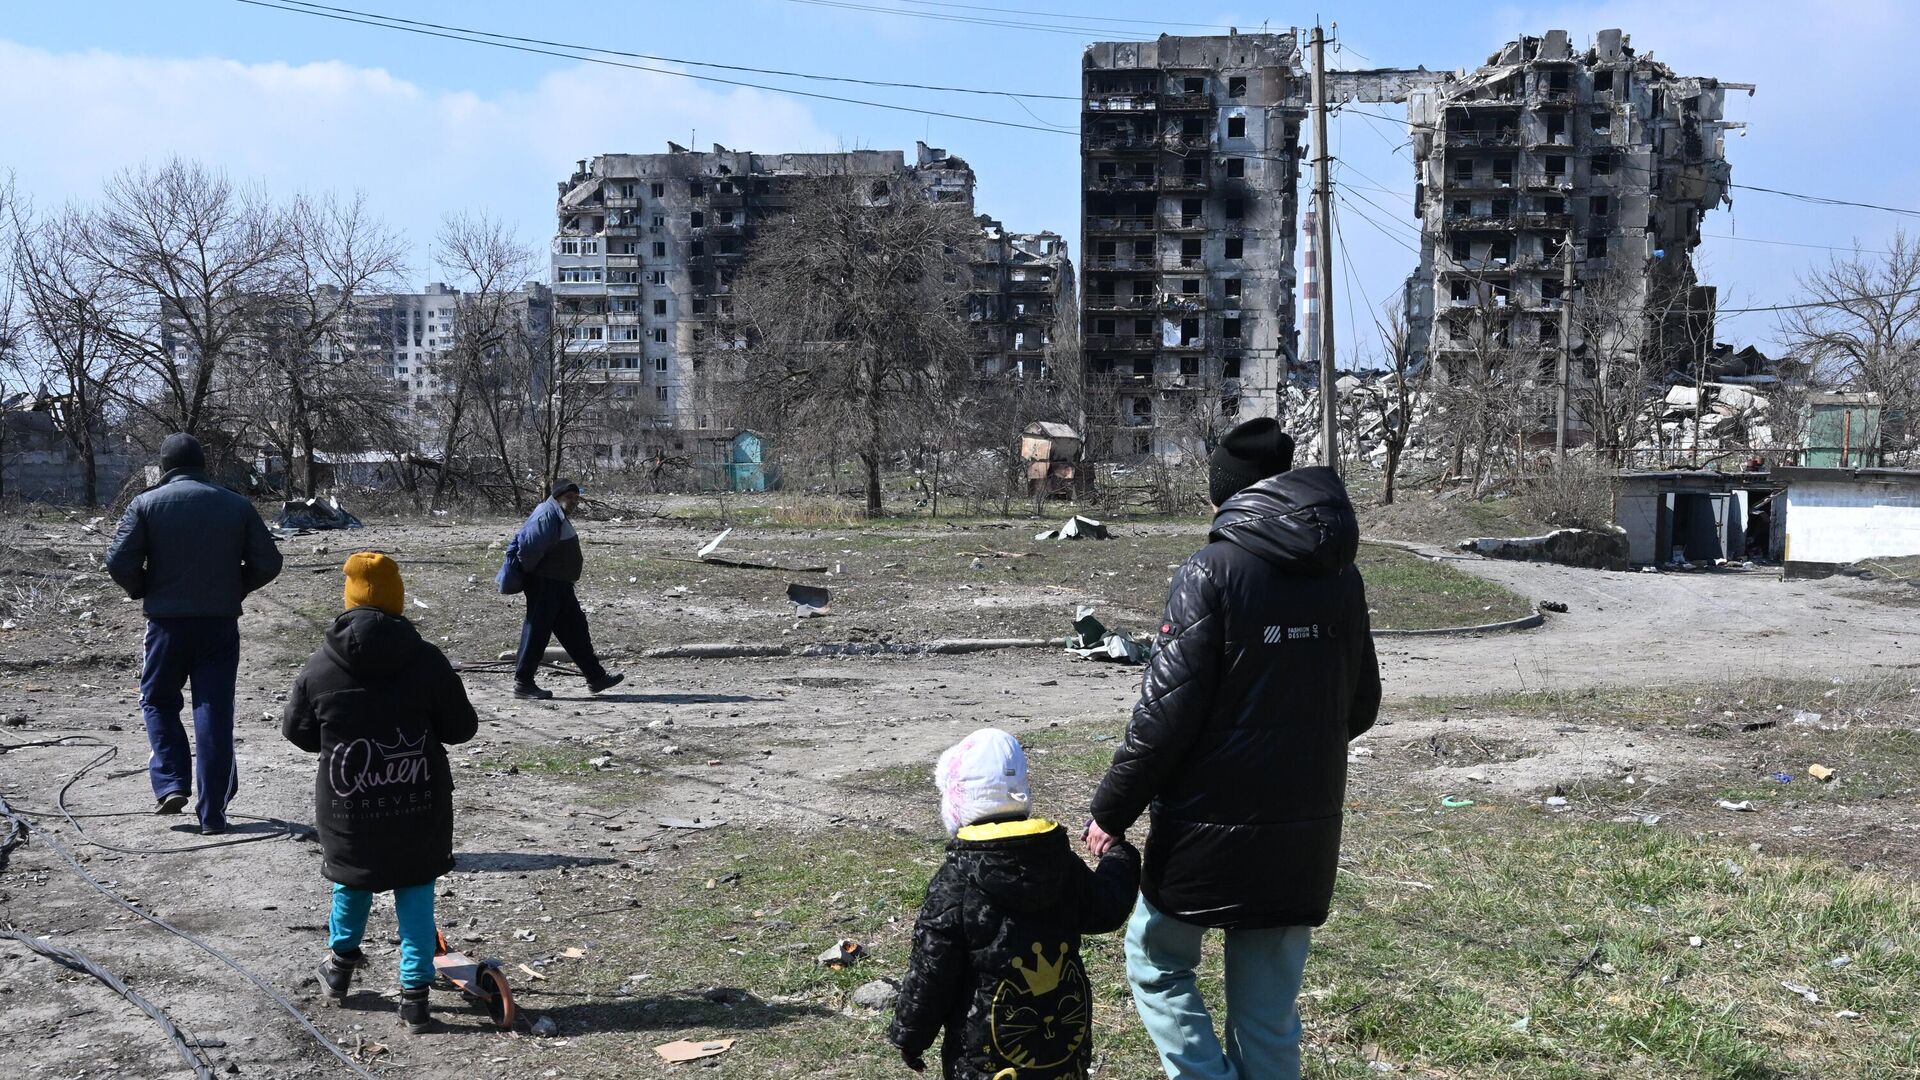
[1780,981,1820,1005]
[654,1038,735,1064]
[1539,600,1569,614]
[655,817,725,831]
[1791,710,1824,726]
[1716,799,1757,813]
[513,928,537,942]
[1507,1015,1530,1034]
[1835,1009,1862,1021]
[1035,515,1110,542]
[851,979,899,1011]
[1740,719,1777,733]
[1768,772,1794,784]
[968,557,986,571]
[1688,936,1704,948]
[817,939,866,969]
[517,963,547,981]
[1830,954,1852,969]
[1808,764,1835,782]
[787,583,832,618]
[1439,795,1475,809]
[1543,796,1569,808]
[1065,606,1145,664]
[276,496,361,531]
[587,756,614,770]
[1722,860,1745,878]
[698,527,732,559]
[561,947,588,960]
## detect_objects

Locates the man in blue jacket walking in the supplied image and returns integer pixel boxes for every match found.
[499,480,623,700]
[105,433,284,834]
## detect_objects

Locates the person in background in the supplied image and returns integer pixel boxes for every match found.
[497,480,623,700]
[283,552,478,1034]
[1085,418,1382,1080]
[106,432,282,835]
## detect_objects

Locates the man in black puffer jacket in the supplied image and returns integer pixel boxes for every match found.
[282,553,478,1034]
[1087,418,1381,1080]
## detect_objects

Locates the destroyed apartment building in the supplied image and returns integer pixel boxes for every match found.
[1403,29,1752,439]
[551,144,1072,471]
[1080,33,1305,461]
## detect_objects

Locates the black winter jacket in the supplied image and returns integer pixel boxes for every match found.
[106,470,283,618]
[1090,467,1381,930]
[889,820,1139,1080]
[281,608,479,891]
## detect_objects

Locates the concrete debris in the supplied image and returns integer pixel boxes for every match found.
[1461,529,1630,571]
[529,1015,560,1038]
[1036,515,1110,541]
[850,979,900,1011]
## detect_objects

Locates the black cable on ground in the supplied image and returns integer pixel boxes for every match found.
[53,741,309,855]
[0,927,219,1080]
[29,825,381,1080]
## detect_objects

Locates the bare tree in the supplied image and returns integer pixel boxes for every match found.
[244,192,409,496]
[431,213,539,510]
[6,203,136,506]
[708,171,978,516]
[1780,231,1920,454]
[1367,303,1426,506]
[526,303,617,497]
[75,159,288,442]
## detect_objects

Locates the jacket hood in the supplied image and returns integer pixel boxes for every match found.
[323,607,424,679]
[951,821,1070,912]
[1209,466,1359,575]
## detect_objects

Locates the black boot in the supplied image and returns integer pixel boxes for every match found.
[398,986,433,1034]
[317,951,357,1000]
[513,682,553,700]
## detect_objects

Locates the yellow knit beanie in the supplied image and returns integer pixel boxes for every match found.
[342,552,405,616]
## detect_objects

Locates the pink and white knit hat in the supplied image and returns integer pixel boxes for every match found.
[934,728,1031,836]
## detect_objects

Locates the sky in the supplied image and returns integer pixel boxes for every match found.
[3,0,1916,363]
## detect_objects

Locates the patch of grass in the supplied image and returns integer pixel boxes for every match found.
[1358,543,1535,630]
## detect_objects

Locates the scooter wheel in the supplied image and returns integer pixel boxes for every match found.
[477,965,516,1030]
[435,928,450,957]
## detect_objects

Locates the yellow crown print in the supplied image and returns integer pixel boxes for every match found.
[1009,942,1068,997]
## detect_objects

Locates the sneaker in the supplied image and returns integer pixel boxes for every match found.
[512,682,553,701]
[317,951,356,1000]
[155,792,188,815]
[398,986,433,1034]
[200,821,227,836]
[587,672,625,694]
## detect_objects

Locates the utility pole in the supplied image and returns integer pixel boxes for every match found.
[1555,229,1574,461]
[1310,23,1338,468]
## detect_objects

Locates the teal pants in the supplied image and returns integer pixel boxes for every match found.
[1125,893,1313,1080]
[329,882,437,990]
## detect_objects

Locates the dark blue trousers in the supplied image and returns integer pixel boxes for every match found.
[514,577,608,685]
[141,617,241,828]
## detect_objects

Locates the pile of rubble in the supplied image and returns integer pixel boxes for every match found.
[1648,382,1775,451]
[1278,368,1784,466]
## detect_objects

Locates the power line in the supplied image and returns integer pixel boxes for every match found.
[1703,233,1899,257]
[888,0,1253,32]
[779,0,1127,37]
[229,0,1071,134]
[272,0,1078,100]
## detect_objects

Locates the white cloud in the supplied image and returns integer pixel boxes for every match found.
[0,39,834,276]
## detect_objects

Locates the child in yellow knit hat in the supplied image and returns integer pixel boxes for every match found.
[282,553,477,1033]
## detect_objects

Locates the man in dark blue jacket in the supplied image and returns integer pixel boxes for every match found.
[498,480,622,700]
[105,433,283,833]
[1085,418,1380,1080]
